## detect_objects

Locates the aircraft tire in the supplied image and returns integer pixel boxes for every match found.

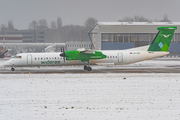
[11,67,15,71]
[87,67,92,71]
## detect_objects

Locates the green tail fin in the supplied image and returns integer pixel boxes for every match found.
[148,26,177,52]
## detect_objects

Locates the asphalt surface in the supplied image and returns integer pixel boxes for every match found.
[1,65,180,74]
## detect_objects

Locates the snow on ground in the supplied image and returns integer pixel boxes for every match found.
[0,73,180,120]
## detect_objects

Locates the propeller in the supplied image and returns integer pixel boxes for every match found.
[60,47,66,62]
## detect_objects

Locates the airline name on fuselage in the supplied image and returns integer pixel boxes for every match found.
[91,56,102,58]
[41,60,60,65]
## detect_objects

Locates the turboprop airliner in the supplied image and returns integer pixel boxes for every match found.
[3,26,177,71]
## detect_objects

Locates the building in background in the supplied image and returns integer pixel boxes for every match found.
[0,34,23,43]
[0,29,61,43]
[90,22,180,55]
[1,22,180,56]
[66,41,92,50]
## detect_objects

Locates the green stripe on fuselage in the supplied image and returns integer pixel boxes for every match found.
[65,50,106,62]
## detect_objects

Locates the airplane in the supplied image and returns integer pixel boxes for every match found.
[3,26,177,71]
[0,50,9,58]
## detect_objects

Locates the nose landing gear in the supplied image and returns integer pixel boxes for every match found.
[11,67,15,71]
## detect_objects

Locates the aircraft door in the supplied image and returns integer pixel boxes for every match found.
[118,53,123,63]
[27,54,32,65]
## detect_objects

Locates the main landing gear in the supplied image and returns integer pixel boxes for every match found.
[84,65,92,71]
[11,67,15,71]
[84,61,92,71]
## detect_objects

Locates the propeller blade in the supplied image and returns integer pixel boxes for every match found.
[60,52,66,63]
[60,52,66,57]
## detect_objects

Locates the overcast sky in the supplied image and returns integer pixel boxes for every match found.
[1,0,180,29]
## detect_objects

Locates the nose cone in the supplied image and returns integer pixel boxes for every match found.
[3,60,12,67]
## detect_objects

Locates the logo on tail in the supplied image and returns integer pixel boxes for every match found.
[163,35,170,38]
[148,26,177,52]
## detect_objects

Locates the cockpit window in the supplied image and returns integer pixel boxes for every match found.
[13,56,22,58]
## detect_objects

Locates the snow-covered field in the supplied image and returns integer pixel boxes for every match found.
[0,73,180,120]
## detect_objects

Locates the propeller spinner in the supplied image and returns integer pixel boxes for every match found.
[60,47,66,62]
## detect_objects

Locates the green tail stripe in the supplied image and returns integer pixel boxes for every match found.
[148,26,177,52]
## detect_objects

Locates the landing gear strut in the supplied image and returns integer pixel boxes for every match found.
[11,67,15,71]
[84,62,92,71]
[84,65,87,70]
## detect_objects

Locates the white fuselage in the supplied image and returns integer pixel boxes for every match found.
[4,49,169,67]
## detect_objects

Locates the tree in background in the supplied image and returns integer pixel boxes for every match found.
[0,24,7,30]
[57,17,62,29]
[28,20,38,30]
[50,21,57,29]
[38,19,49,29]
[83,17,98,42]
[158,14,171,22]
[119,15,151,22]
[119,14,171,22]
[84,17,98,30]
[8,20,14,30]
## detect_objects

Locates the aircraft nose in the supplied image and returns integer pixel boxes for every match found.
[3,60,12,67]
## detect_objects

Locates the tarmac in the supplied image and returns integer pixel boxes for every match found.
[0,57,180,73]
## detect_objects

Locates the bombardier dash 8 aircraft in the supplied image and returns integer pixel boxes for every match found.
[4,26,177,71]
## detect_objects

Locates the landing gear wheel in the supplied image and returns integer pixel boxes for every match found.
[11,67,15,71]
[84,66,87,70]
[86,67,92,71]
[83,61,92,71]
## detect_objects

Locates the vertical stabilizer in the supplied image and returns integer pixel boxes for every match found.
[148,26,177,52]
